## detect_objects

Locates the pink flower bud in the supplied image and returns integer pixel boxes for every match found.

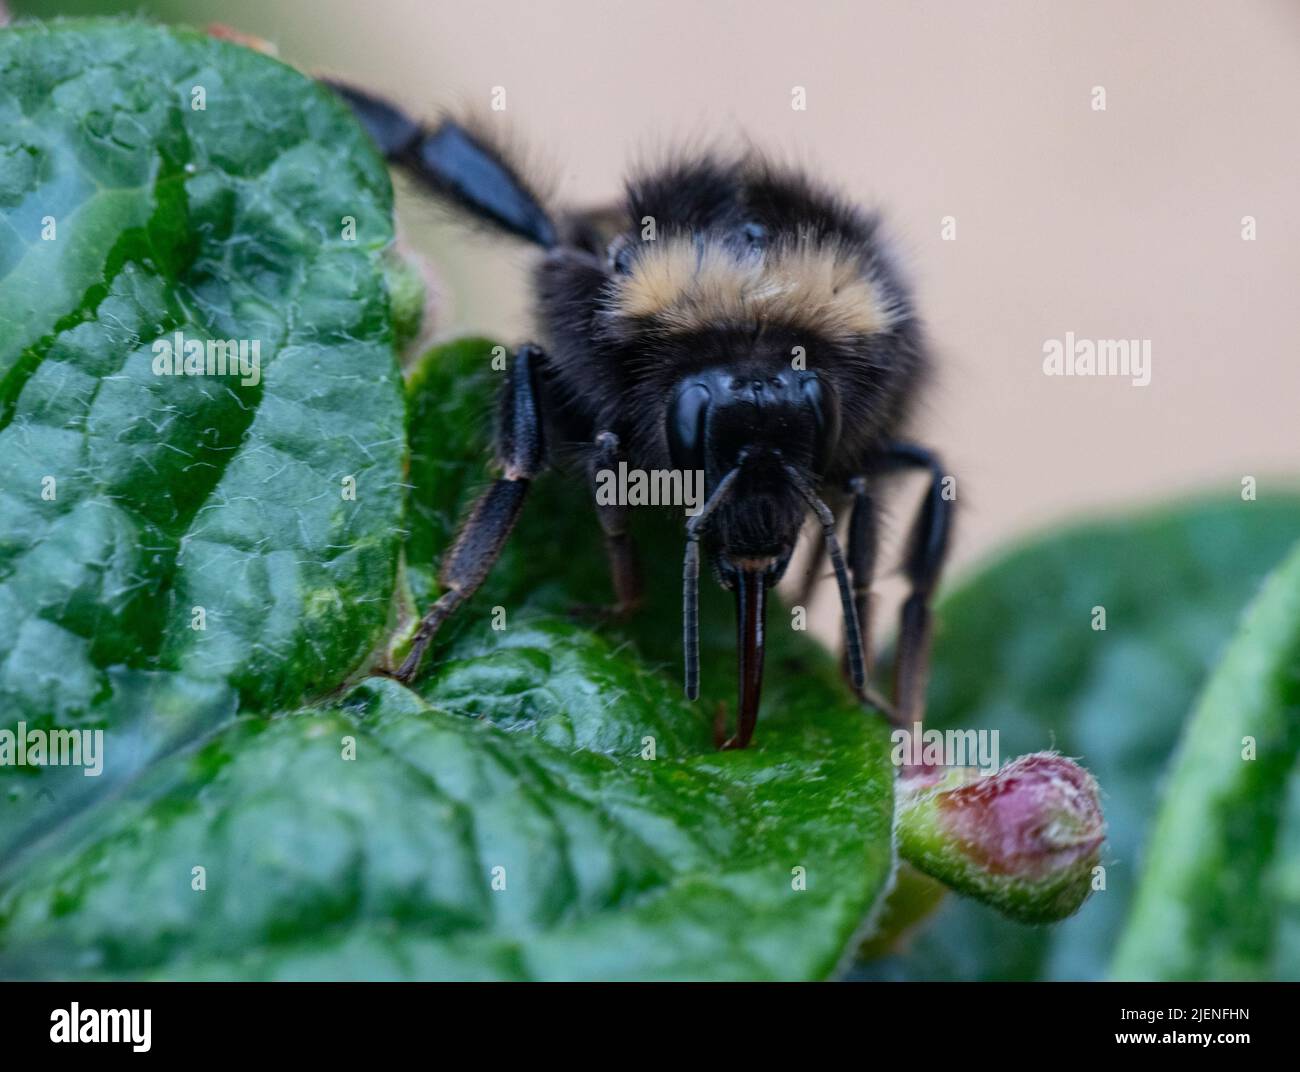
[896,752,1105,923]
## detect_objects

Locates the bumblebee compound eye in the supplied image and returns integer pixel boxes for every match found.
[800,372,841,475]
[667,381,711,472]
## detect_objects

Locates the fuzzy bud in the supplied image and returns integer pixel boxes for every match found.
[896,751,1105,923]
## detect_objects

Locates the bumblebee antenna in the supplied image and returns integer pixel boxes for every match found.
[683,465,744,700]
[783,465,866,693]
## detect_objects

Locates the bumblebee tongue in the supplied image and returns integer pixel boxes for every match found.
[723,567,768,750]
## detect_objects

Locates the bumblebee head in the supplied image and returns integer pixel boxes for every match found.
[667,364,839,564]
[671,364,864,750]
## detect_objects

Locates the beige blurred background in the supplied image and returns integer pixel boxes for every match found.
[17,0,1300,623]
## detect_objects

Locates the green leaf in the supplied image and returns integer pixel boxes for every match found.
[0,20,402,880]
[0,670,893,981]
[0,23,896,979]
[0,335,895,981]
[1112,541,1300,980]
[850,495,1300,980]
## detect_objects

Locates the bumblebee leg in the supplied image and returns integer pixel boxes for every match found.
[325,81,423,159]
[791,504,889,714]
[395,344,547,682]
[586,431,644,617]
[326,82,557,248]
[844,476,885,702]
[880,442,955,725]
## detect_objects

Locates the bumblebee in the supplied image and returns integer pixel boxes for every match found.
[334,85,954,748]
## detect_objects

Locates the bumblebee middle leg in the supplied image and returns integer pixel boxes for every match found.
[844,476,895,712]
[586,431,644,617]
[395,344,548,682]
[878,441,955,726]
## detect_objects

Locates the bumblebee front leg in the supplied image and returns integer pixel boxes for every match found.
[587,431,644,617]
[844,476,892,713]
[880,442,955,725]
[395,344,548,682]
